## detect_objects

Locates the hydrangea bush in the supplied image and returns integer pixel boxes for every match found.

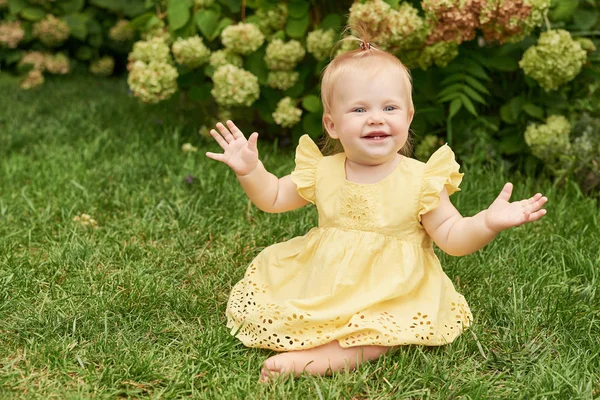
[1,0,599,194]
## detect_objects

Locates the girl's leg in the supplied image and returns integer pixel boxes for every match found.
[260,340,391,381]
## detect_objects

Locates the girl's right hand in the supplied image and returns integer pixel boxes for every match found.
[205,120,260,176]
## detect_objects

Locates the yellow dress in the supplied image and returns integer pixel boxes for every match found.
[226,135,473,351]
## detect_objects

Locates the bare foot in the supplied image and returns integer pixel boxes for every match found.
[260,341,391,382]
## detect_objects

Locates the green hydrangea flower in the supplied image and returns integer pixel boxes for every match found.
[33,15,70,47]
[524,115,571,161]
[90,56,115,77]
[264,39,305,71]
[45,53,69,75]
[20,69,44,89]
[0,20,25,49]
[519,30,587,91]
[307,29,336,61]
[267,71,299,90]
[172,36,211,69]
[128,61,179,104]
[209,50,244,69]
[272,97,302,128]
[109,20,135,42]
[211,65,260,107]
[415,135,441,161]
[254,4,288,36]
[221,23,265,55]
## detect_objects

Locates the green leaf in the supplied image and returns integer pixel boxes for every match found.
[245,49,268,84]
[58,0,85,13]
[440,73,465,86]
[383,0,400,7]
[75,46,93,60]
[222,0,241,13]
[302,112,323,137]
[87,19,102,35]
[500,97,524,124]
[302,95,321,113]
[573,9,599,30]
[549,0,578,21]
[195,9,220,40]
[459,94,477,116]
[89,0,121,12]
[489,56,519,72]
[20,7,45,21]
[3,49,23,65]
[522,103,545,120]
[448,98,462,119]
[466,63,490,81]
[8,0,27,14]
[437,92,462,103]
[123,0,148,17]
[88,33,103,47]
[173,13,197,38]
[64,14,89,40]
[215,17,234,39]
[283,80,305,98]
[189,83,213,101]
[288,0,310,18]
[321,13,342,30]
[437,83,464,99]
[462,86,486,104]
[168,0,191,31]
[129,13,156,29]
[285,14,310,39]
[464,75,490,95]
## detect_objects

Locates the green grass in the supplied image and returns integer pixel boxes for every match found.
[0,72,599,399]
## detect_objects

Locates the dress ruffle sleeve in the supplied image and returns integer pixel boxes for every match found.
[418,144,463,222]
[290,134,323,204]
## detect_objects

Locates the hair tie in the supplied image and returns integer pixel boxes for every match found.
[360,41,371,51]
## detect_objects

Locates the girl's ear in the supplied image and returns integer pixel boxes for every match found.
[407,108,415,125]
[323,113,338,139]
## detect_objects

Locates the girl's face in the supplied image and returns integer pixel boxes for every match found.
[323,67,414,166]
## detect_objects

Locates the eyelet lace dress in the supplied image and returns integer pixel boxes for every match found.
[226,135,473,351]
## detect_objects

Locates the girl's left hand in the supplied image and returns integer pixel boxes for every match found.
[485,182,548,233]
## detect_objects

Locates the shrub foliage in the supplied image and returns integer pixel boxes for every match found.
[1,0,599,194]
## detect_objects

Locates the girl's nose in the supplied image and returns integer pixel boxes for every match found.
[368,114,384,125]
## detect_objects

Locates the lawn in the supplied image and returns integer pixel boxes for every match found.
[0,73,598,399]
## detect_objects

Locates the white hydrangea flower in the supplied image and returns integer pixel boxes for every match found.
[272,97,302,128]
[264,39,305,71]
[172,36,211,69]
[254,4,288,35]
[20,69,44,89]
[221,23,265,55]
[109,20,135,42]
[129,37,172,65]
[89,56,115,77]
[307,29,336,61]
[0,20,25,48]
[44,53,69,74]
[211,65,260,107]
[32,15,70,47]
[267,71,299,90]
[127,61,179,104]
[209,49,244,69]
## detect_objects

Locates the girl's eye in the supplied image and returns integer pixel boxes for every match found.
[353,108,366,113]
[384,106,396,111]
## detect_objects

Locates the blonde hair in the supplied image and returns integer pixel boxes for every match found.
[319,25,414,156]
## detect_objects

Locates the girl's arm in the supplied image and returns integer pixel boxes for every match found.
[206,120,309,213]
[421,183,547,256]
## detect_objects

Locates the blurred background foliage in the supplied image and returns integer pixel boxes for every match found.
[1,0,599,196]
